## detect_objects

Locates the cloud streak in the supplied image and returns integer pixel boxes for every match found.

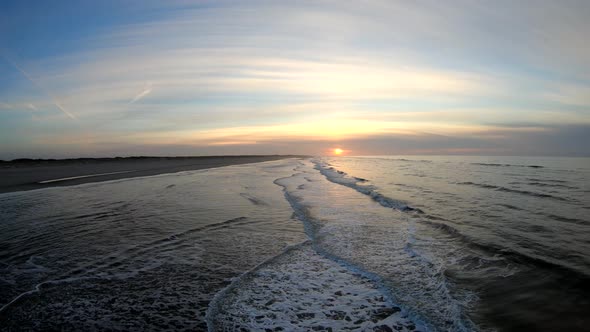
[129,83,153,104]
[1,54,76,119]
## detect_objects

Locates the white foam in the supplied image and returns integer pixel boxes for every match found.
[313,160,418,212]
[273,159,480,331]
[37,170,137,184]
[209,242,422,332]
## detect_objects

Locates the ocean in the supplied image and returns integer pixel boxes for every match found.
[0,156,588,331]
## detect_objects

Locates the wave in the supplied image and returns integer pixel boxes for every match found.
[314,161,514,258]
[349,157,433,163]
[523,182,577,189]
[543,213,590,226]
[392,158,433,163]
[314,160,590,276]
[472,162,544,169]
[313,160,422,213]
[498,203,525,211]
[527,178,568,183]
[239,193,268,206]
[307,158,590,331]
[418,217,590,279]
[206,241,309,331]
[457,182,568,201]
[277,168,480,331]
[0,275,103,316]
[498,204,588,226]
[207,241,422,332]
[0,216,254,313]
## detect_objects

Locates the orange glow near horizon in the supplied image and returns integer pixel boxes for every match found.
[334,148,343,155]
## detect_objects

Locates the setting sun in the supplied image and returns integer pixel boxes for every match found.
[334,148,343,155]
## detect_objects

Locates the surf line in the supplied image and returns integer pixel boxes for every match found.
[38,170,137,184]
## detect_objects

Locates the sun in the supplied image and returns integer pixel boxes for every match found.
[334,148,343,155]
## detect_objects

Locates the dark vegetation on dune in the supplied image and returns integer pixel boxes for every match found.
[0,155,308,168]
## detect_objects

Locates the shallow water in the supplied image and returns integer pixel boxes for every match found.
[0,156,588,331]
[0,160,306,331]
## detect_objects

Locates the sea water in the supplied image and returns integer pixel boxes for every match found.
[0,156,588,331]
[314,156,590,331]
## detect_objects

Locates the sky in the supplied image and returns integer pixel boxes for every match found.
[1,0,589,159]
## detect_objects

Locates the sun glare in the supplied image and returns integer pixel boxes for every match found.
[334,148,343,155]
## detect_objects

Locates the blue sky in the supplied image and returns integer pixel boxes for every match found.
[1,0,589,158]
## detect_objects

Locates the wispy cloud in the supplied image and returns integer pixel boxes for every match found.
[1,54,76,119]
[1,1,589,157]
[129,83,153,104]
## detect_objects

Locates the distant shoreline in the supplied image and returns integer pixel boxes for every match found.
[0,155,307,193]
[0,155,305,167]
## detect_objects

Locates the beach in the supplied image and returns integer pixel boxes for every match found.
[0,156,300,193]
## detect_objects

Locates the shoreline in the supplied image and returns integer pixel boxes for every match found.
[0,155,306,193]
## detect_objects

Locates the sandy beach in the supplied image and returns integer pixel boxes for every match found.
[0,156,301,193]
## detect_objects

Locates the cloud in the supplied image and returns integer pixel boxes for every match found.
[1,1,589,158]
[129,83,153,104]
[1,54,76,119]
[543,84,590,106]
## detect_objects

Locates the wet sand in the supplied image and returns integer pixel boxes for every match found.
[0,156,302,193]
